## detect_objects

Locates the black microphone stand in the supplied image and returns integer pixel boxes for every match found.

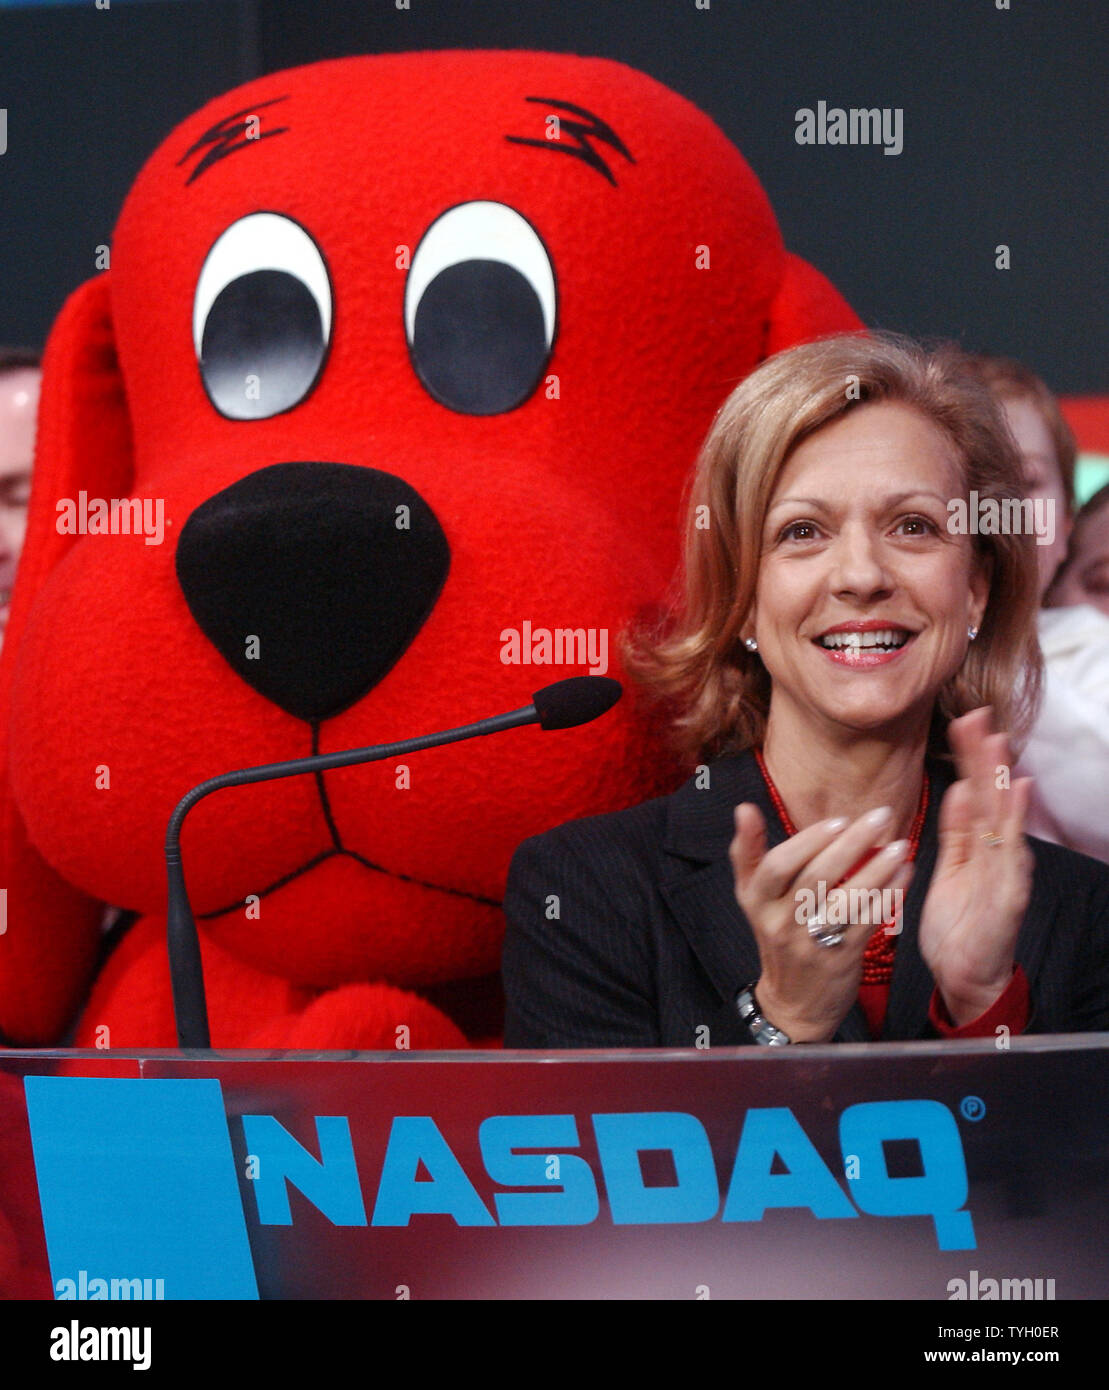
[166,703,539,1048]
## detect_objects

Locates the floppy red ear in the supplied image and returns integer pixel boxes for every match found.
[0,273,134,1043]
[764,251,864,358]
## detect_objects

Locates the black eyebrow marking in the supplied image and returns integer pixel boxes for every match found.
[177,96,290,186]
[505,96,635,186]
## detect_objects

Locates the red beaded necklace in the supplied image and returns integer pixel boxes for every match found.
[753,748,929,983]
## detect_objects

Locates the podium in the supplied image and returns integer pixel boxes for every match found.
[3,1034,1107,1300]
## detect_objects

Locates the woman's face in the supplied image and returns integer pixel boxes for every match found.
[1000,393,1070,598]
[750,400,990,743]
[1049,502,1109,617]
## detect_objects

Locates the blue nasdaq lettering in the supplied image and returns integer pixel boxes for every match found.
[839,1100,974,1250]
[479,1114,599,1225]
[372,1117,495,1226]
[241,1115,366,1226]
[240,1100,975,1250]
[593,1112,718,1224]
[722,1106,857,1222]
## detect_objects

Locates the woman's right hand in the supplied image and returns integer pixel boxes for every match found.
[729,802,915,1042]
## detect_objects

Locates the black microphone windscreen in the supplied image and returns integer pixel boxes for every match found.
[532,676,623,730]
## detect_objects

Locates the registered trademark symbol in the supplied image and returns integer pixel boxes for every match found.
[960,1095,986,1122]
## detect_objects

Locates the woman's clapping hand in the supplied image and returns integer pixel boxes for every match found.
[919,707,1032,1025]
[730,800,914,1042]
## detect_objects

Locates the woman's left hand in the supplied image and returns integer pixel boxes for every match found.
[919,707,1034,1025]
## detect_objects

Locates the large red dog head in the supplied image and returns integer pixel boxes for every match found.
[0,51,858,1048]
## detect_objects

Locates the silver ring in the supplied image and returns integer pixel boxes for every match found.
[806,914,845,949]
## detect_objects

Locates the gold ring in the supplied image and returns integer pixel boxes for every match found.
[980,831,1005,849]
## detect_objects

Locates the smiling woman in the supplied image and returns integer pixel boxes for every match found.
[643,334,1041,764]
[502,333,1109,1048]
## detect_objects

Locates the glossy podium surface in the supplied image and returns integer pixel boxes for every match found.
[2,1035,1106,1299]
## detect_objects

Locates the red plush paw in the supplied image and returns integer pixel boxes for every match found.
[243,982,468,1050]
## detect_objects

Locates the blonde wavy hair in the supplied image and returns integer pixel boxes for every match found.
[622,332,1043,765]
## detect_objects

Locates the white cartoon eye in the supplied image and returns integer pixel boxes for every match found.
[405,201,557,415]
[193,212,332,420]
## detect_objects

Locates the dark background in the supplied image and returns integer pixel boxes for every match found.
[1,0,1106,392]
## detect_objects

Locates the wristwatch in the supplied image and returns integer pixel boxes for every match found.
[735,983,792,1046]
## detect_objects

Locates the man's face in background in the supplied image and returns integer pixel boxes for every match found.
[0,366,40,645]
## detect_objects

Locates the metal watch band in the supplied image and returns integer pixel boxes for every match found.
[735,983,792,1046]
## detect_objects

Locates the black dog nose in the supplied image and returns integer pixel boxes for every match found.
[176,462,450,722]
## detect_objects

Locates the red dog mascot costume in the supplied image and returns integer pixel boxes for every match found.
[0,51,859,1058]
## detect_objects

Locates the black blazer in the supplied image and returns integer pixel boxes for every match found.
[502,749,1109,1047]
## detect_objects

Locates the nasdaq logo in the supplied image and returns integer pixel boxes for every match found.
[243,1099,975,1250]
[25,1079,976,1301]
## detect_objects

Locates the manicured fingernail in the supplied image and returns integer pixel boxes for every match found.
[865,806,893,826]
[825,817,848,832]
[883,838,909,859]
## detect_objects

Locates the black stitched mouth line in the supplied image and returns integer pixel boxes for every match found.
[197,844,500,920]
[196,727,501,917]
[311,720,345,851]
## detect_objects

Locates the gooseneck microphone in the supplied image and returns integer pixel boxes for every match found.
[166,675,622,1048]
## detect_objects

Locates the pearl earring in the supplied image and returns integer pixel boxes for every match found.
[743,636,758,652]
[967,626,979,641]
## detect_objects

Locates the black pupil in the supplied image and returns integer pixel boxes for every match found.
[410,259,549,416]
[200,269,325,421]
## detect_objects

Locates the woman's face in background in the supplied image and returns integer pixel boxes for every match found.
[1000,393,1071,599]
[750,401,990,744]
[1049,501,1109,617]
